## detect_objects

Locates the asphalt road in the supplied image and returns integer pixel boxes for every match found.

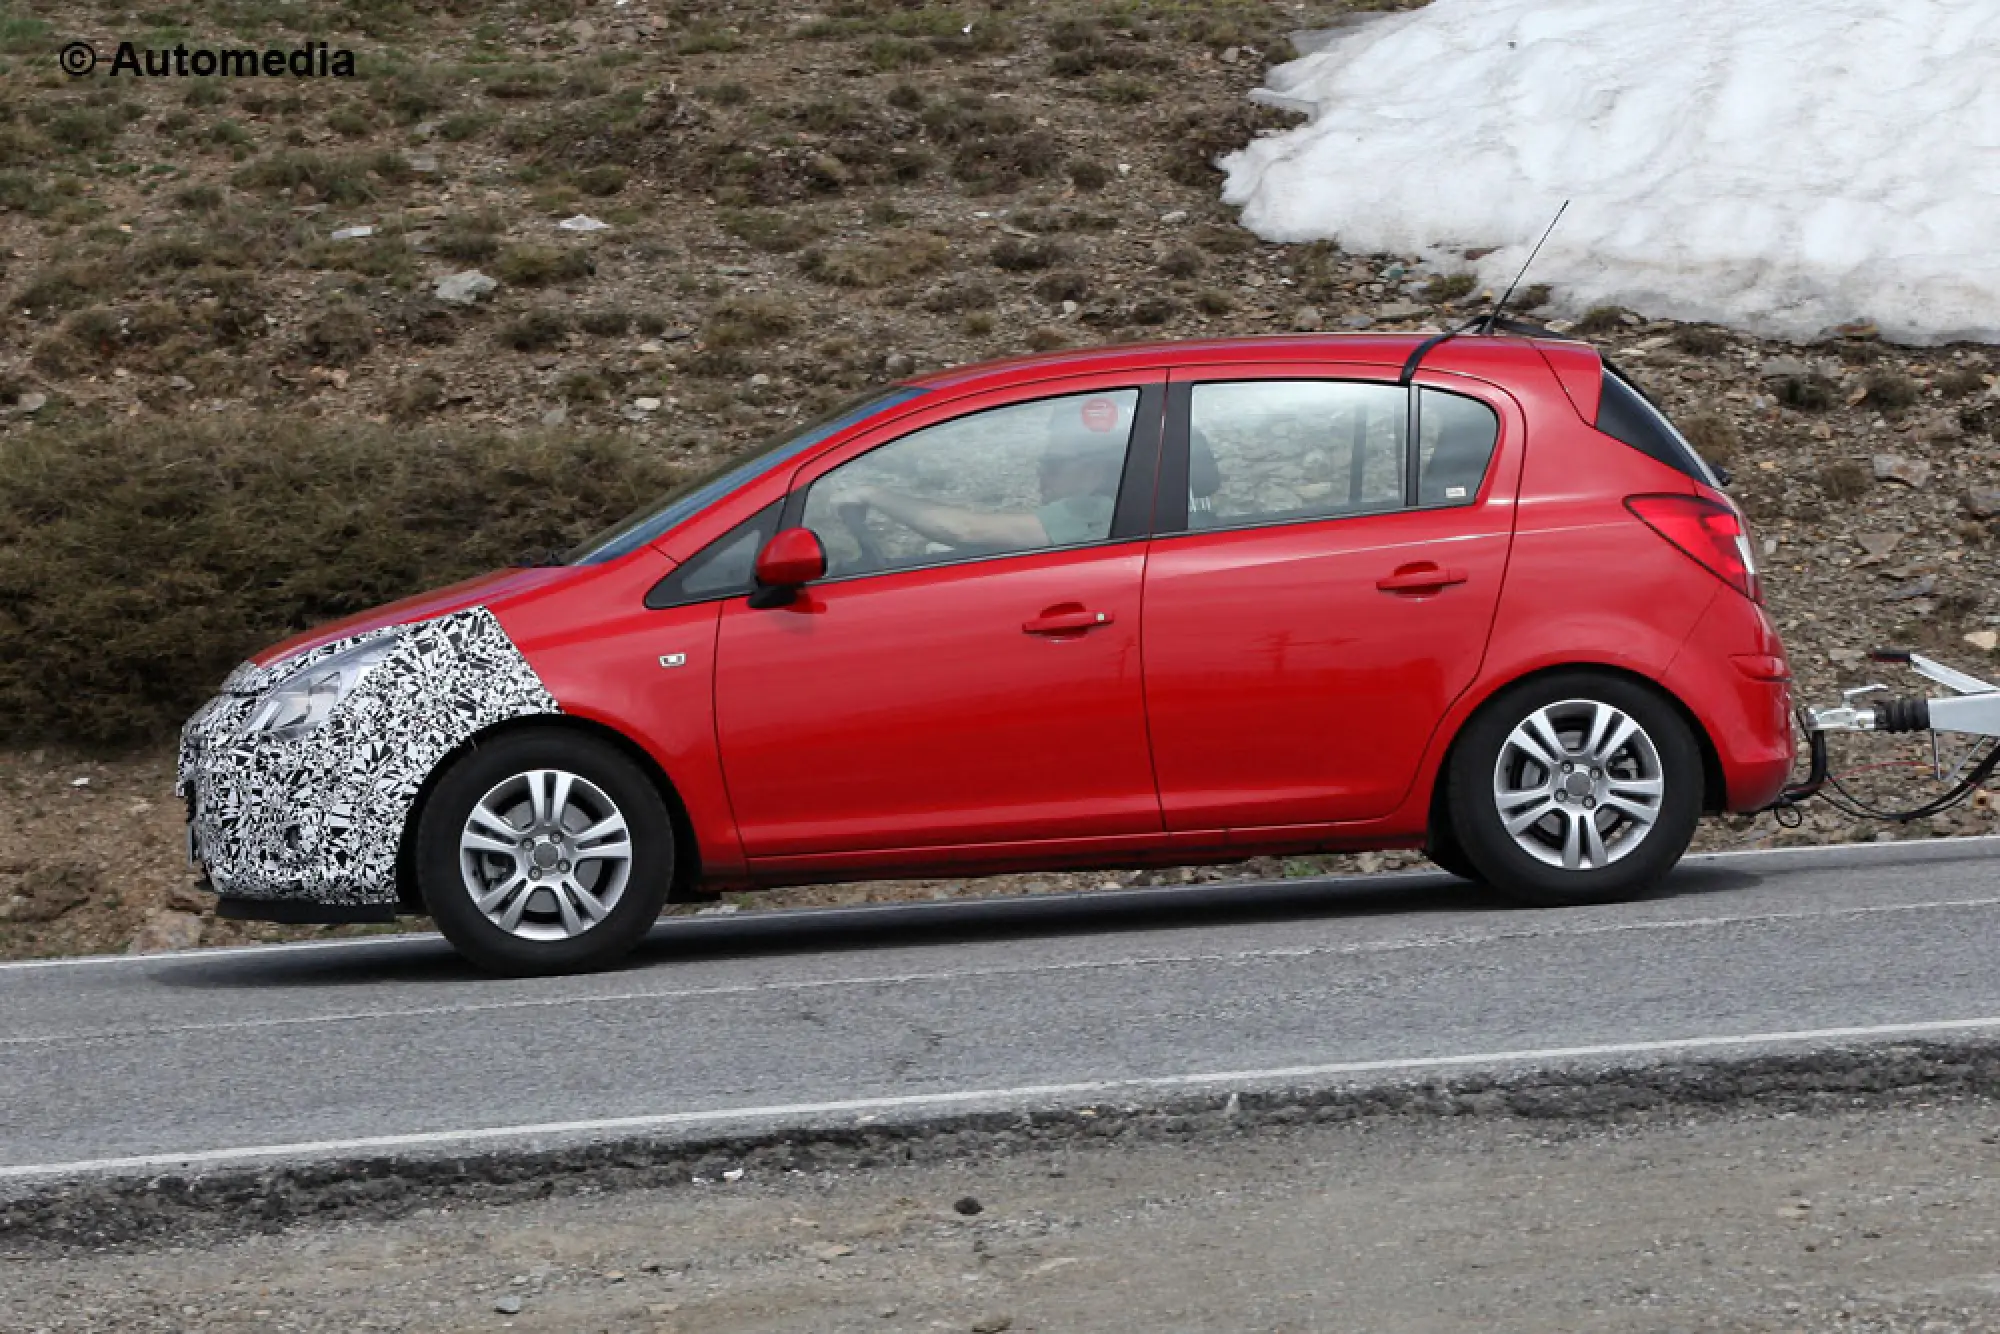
[8,837,2000,1181]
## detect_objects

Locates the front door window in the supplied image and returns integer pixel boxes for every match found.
[802,388,1142,578]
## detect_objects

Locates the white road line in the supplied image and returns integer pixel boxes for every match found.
[1,831,1995,976]
[9,894,2000,1049]
[7,1015,2000,1182]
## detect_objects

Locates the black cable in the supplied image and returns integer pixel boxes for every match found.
[1815,736,2000,822]
[1757,705,2000,824]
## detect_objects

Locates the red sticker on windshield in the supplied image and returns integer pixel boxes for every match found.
[1080,398,1117,432]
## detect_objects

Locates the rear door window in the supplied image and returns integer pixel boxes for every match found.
[1186,380,1408,530]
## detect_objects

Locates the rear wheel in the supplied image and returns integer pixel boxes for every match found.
[1447,672,1702,907]
[417,729,674,975]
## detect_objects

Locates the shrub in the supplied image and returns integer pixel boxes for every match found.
[1778,374,1836,412]
[572,164,629,196]
[1032,270,1090,302]
[1862,369,1919,411]
[799,232,947,287]
[1425,273,1476,302]
[1938,368,1989,399]
[0,417,686,749]
[951,131,1063,192]
[990,236,1065,271]
[496,308,570,351]
[1066,159,1110,191]
[1679,413,1739,469]
[704,295,798,347]
[720,208,823,253]
[300,302,374,364]
[1672,325,1730,355]
[1573,305,1630,335]
[492,244,594,285]
[386,367,447,419]
[576,309,633,337]
[234,150,408,204]
[436,211,504,262]
[1819,459,1870,500]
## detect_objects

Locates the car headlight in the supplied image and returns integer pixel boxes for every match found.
[243,633,402,741]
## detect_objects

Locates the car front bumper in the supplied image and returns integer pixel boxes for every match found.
[176,606,562,912]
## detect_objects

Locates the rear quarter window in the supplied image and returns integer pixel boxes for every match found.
[1595,367,1723,487]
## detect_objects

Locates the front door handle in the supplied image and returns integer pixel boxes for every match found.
[1023,608,1115,635]
[1376,562,1469,595]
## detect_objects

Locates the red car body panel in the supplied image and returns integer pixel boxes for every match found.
[266,333,1793,893]
[715,546,1159,856]
[492,554,755,882]
[1140,362,1524,829]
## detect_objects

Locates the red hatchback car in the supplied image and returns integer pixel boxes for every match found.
[178,330,1794,974]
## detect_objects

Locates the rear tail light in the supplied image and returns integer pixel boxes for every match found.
[1624,492,1762,603]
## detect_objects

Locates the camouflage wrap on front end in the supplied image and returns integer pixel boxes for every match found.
[175,607,560,907]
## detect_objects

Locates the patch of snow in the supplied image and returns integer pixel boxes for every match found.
[1220,0,2000,345]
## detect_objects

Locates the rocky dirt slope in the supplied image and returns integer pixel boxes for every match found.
[3,0,1998,956]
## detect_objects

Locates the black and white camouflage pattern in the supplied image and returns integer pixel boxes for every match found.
[177,607,560,908]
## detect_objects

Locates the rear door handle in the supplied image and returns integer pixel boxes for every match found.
[1376,563,1469,594]
[1023,609,1115,635]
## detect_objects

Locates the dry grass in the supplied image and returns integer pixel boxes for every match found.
[0,416,685,750]
[800,231,948,287]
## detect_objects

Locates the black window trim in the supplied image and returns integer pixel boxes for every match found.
[1154,375,1503,540]
[1596,361,1723,487]
[643,499,786,611]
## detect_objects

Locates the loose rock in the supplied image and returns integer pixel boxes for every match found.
[126,909,204,955]
[434,271,498,306]
[1872,454,1932,488]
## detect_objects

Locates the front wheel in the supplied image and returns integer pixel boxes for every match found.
[417,728,674,975]
[1447,672,1703,907]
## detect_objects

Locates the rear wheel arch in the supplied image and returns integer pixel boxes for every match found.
[395,714,706,912]
[1427,661,1727,848]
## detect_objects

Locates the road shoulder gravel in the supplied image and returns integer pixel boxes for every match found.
[11,1065,2000,1332]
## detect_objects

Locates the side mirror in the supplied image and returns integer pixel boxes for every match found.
[749,527,827,607]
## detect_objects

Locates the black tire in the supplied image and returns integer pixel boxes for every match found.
[1447,671,1702,908]
[1423,814,1482,882]
[417,728,674,975]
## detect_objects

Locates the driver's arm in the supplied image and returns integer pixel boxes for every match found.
[846,486,1048,549]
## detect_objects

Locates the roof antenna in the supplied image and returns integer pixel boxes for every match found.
[1478,198,1568,335]
[1398,199,1569,386]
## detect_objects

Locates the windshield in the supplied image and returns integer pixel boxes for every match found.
[562,386,929,565]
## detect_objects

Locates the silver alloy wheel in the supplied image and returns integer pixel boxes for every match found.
[458,768,634,942]
[1491,698,1666,871]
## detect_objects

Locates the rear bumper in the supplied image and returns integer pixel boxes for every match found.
[1663,593,1796,812]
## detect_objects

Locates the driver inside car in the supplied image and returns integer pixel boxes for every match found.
[832,399,1126,552]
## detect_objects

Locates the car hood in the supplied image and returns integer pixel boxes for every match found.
[251,566,579,669]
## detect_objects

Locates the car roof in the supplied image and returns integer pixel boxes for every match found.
[902,330,1597,392]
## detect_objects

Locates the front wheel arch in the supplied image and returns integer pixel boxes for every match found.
[395,714,704,913]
